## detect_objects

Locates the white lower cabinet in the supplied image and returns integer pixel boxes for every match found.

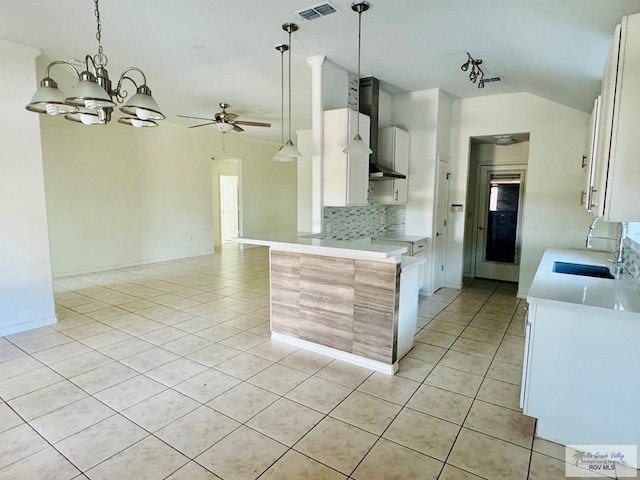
[521,300,640,447]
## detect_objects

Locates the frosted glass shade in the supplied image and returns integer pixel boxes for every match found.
[120,85,165,120]
[118,117,158,128]
[25,78,77,115]
[343,134,372,155]
[66,72,115,109]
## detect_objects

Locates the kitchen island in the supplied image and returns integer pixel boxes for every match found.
[236,233,423,374]
[523,248,640,463]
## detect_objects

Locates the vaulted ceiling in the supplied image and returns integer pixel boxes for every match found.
[3,0,640,142]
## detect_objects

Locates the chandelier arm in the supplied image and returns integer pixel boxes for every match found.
[113,68,147,103]
[45,60,80,79]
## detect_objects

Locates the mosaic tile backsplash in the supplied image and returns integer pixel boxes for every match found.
[323,205,405,241]
[622,237,640,283]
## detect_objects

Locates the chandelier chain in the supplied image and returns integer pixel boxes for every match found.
[93,0,108,67]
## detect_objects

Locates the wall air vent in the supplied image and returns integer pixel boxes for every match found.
[295,2,338,21]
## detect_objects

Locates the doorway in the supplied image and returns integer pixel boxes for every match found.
[212,158,241,249]
[474,166,526,281]
[219,175,239,243]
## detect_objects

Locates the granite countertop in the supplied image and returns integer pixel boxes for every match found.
[527,248,640,315]
[235,232,407,262]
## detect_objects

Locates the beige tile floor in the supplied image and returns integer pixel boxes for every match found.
[0,245,628,479]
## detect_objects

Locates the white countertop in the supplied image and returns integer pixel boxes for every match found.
[371,234,429,243]
[235,232,407,262]
[528,248,640,314]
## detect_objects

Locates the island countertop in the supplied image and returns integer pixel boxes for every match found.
[235,232,407,262]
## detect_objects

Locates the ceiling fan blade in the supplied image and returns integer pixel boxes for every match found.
[233,125,245,132]
[224,113,239,121]
[233,120,271,127]
[178,115,216,121]
[189,122,216,128]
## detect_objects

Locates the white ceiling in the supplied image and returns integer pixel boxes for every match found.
[3,0,640,143]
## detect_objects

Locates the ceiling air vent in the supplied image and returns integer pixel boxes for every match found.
[295,2,338,21]
[483,76,503,84]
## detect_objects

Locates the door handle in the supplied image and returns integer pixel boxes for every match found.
[478,226,484,230]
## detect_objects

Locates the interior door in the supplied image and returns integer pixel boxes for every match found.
[474,166,526,282]
[432,157,450,292]
[219,175,239,243]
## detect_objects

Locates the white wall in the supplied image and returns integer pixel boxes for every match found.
[448,92,592,295]
[41,119,297,276]
[0,39,56,335]
[297,129,313,232]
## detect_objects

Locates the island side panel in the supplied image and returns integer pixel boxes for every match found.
[269,250,400,365]
[353,260,400,364]
[299,255,356,352]
[270,251,301,337]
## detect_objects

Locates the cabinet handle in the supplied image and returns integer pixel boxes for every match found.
[580,191,586,206]
[394,190,398,201]
[581,155,587,169]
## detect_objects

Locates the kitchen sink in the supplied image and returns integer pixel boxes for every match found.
[552,261,615,279]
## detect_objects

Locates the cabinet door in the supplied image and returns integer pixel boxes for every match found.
[584,96,601,211]
[323,109,370,207]
[393,129,410,204]
[520,303,534,411]
[346,112,370,206]
[593,24,622,217]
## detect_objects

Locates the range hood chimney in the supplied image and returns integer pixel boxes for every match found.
[359,76,406,180]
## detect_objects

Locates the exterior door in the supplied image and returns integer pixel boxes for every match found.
[432,156,450,291]
[474,166,526,282]
[219,175,239,243]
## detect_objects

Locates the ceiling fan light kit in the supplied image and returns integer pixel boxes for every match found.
[25,0,164,127]
[461,52,486,89]
[344,1,373,156]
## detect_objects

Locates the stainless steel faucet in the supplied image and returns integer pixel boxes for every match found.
[585,218,628,276]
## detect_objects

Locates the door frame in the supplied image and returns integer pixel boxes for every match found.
[429,155,450,294]
[471,164,527,281]
[211,158,243,249]
[219,174,240,243]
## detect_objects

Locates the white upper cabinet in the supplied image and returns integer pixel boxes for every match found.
[584,96,601,211]
[592,15,640,221]
[372,127,410,205]
[323,108,371,207]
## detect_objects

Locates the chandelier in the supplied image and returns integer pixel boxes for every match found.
[25,0,165,127]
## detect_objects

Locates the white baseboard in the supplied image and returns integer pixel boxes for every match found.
[271,332,398,375]
[444,281,463,289]
[53,250,215,279]
[0,314,57,337]
[419,287,436,296]
[516,290,528,299]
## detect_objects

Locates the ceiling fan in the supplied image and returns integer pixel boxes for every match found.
[178,102,271,133]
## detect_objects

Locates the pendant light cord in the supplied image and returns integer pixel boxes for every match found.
[288,29,293,142]
[356,7,362,135]
[281,47,285,146]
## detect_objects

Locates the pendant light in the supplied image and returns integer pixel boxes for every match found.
[25,0,164,128]
[343,2,373,155]
[273,43,291,162]
[278,23,302,159]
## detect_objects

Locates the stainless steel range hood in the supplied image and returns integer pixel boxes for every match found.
[359,76,407,181]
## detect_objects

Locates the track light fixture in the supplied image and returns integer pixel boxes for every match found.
[460,52,485,89]
[25,0,164,127]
